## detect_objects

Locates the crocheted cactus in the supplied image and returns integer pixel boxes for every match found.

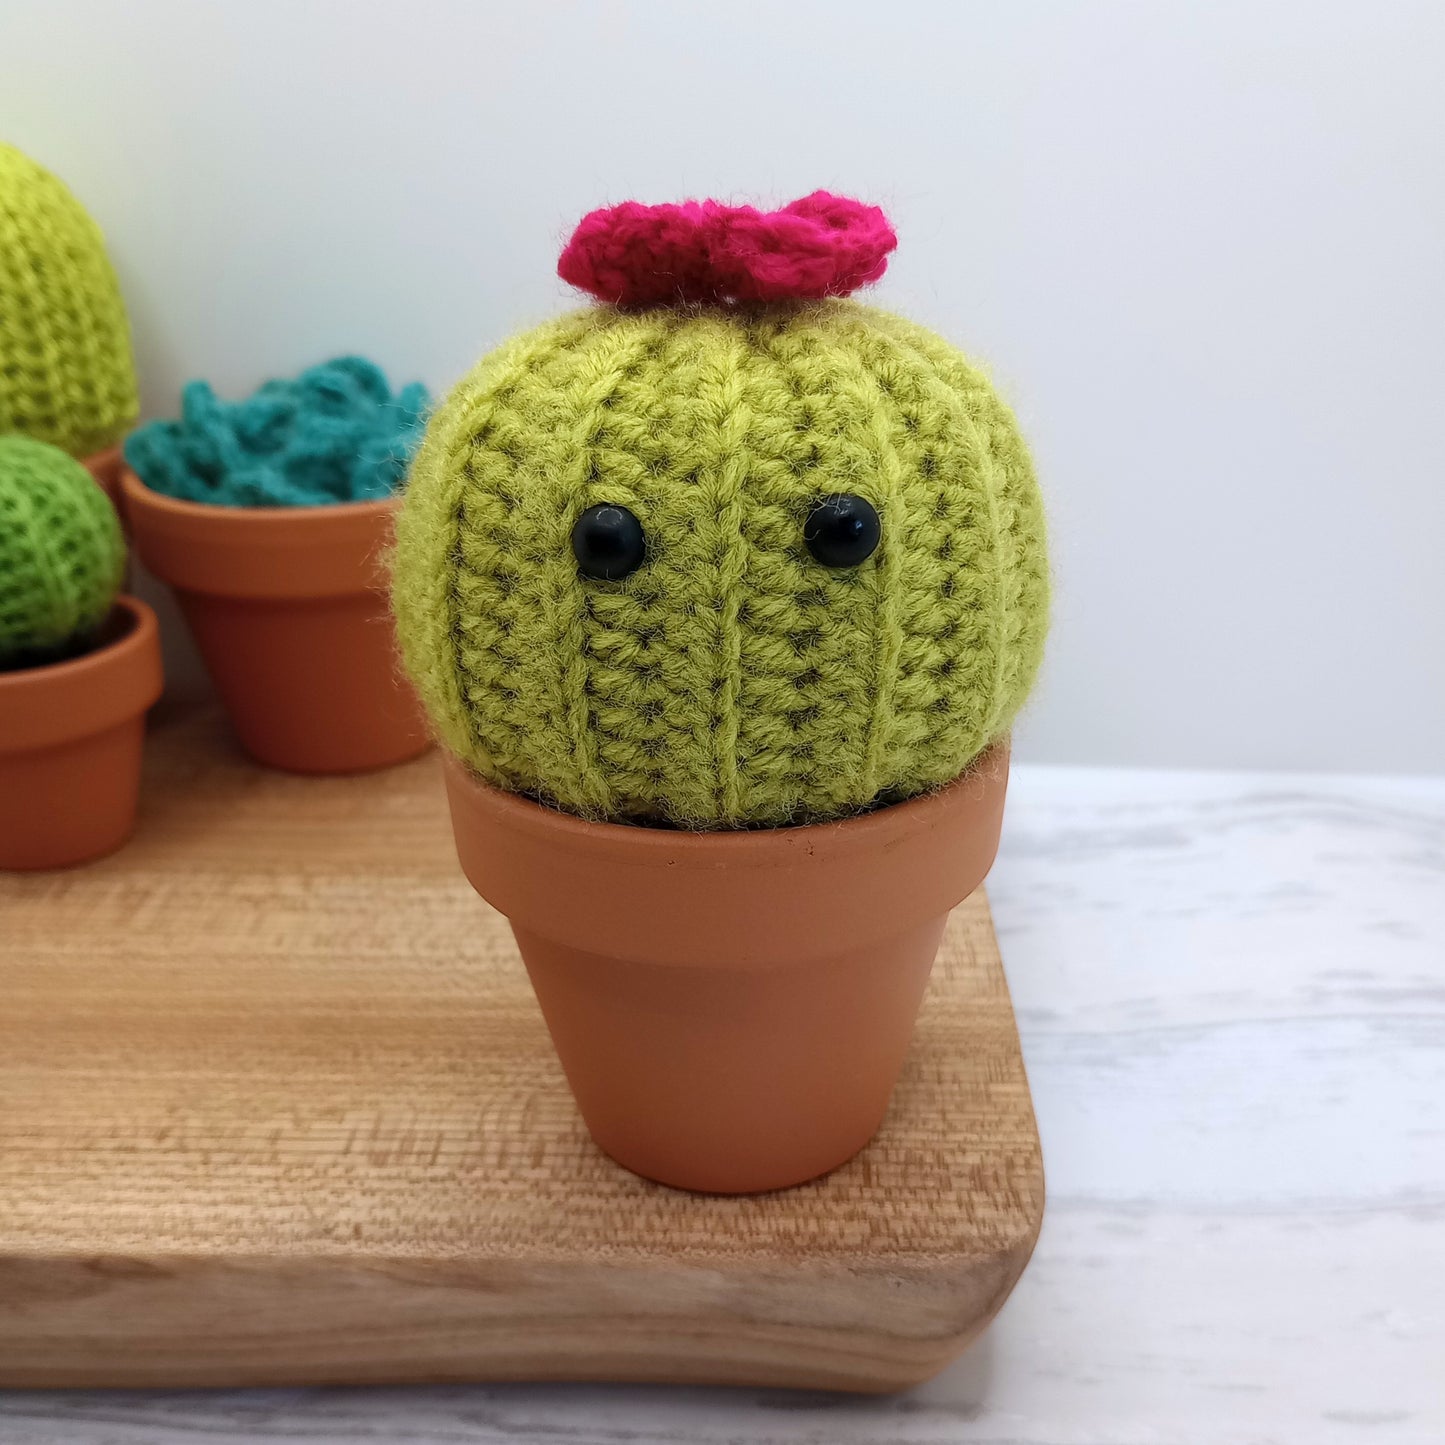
[0,436,125,669]
[124,356,429,507]
[393,195,1049,827]
[0,143,139,457]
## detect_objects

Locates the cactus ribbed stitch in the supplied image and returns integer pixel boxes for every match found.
[393,296,1050,828]
[0,143,138,457]
[0,435,125,668]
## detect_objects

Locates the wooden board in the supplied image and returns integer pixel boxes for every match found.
[0,704,1044,1393]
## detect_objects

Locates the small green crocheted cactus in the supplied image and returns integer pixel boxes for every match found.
[392,196,1049,827]
[0,143,139,457]
[0,436,125,669]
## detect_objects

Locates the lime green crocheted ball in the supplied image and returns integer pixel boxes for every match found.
[0,436,125,668]
[0,143,139,457]
[393,302,1048,827]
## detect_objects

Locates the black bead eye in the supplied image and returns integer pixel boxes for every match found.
[804,494,881,568]
[572,503,646,580]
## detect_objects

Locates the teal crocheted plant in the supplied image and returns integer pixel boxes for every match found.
[0,435,125,670]
[124,356,429,507]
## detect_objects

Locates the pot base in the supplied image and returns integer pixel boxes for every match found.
[445,749,1011,1195]
[0,705,1043,1391]
[0,597,164,870]
[174,589,431,774]
[517,915,947,1194]
[0,719,146,869]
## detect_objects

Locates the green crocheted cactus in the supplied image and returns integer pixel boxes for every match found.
[0,143,139,457]
[392,201,1049,828]
[0,436,125,669]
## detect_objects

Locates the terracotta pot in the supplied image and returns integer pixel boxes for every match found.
[120,468,430,774]
[83,446,126,517]
[0,596,164,870]
[444,744,1010,1194]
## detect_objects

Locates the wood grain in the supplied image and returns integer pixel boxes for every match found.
[0,704,1043,1393]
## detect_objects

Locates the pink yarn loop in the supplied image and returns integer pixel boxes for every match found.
[558,192,898,307]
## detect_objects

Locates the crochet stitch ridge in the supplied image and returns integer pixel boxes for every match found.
[0,143,138,457]
[0,435,125,667]
[393,299,1049,827]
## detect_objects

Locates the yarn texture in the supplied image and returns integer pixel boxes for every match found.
[124,356,429,507]
[0,435,125,669]
[393,282,1050,827]
[559,192,897,307]
[0,143,139,457]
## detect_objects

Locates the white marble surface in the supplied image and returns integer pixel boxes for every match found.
[5,764,1443,1445]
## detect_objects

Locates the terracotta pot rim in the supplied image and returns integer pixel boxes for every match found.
[83,444,124,473]
[0,596,164,753]
[120,465,400,526]
[445,738,1010,970]
[446,741,1007,857]
[120,466,399,600]
[82,448,128,527]
[0,594,154,691]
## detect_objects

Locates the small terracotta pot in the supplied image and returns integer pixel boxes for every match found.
[0,596,164,870]
[445,745,1010,1194]
[120,468,429,774]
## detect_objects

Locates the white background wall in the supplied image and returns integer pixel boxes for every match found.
[5,0,1442,773]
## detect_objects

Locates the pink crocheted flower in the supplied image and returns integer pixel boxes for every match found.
[558,192,898,308]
